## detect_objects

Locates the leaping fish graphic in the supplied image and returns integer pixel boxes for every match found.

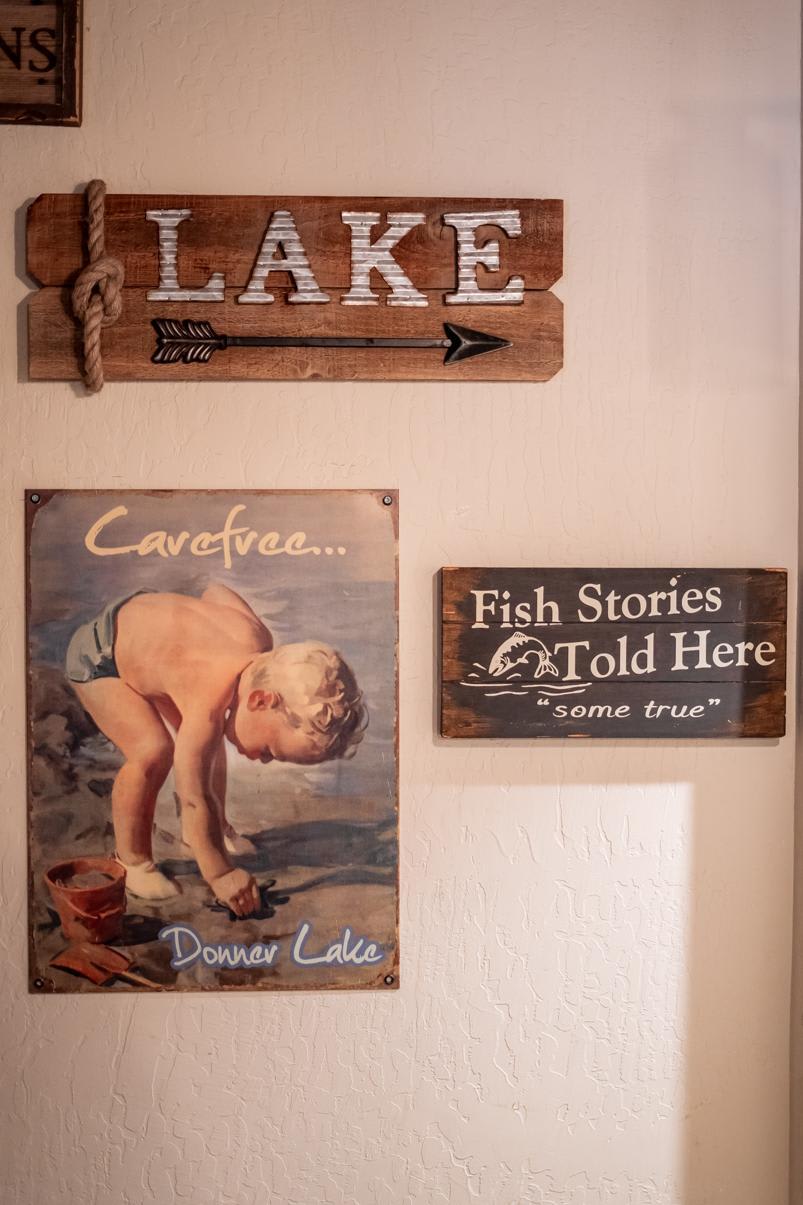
[487,632,560,679]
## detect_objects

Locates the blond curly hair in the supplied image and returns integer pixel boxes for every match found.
[250,641,367,760]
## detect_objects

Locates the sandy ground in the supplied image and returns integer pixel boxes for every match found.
[30,728,398,994]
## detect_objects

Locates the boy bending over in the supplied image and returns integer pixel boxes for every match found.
[65,584,365,916]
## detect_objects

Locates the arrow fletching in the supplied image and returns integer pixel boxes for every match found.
[151,319,226,364]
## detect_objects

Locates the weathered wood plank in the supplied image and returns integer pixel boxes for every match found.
[441,567,787,626]
[0,6,60,104]
[0,0,80,125]
[442,621,787,684]
[440,680,785,739]
[28,287,563,382]
[26,195,563,290]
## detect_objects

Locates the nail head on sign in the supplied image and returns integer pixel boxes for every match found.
[384,974,395,985]
[33,978,45,989]
[30,493,41,504]
[382,495,393,506]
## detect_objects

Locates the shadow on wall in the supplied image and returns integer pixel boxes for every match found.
[412,745,788,1202]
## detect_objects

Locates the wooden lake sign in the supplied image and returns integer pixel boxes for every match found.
[440,568,787,739]
[0,1,81,125]
[26,194,563,383]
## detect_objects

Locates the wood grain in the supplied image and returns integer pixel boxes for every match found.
[440,567,787,739]
[26,195,563,290]
[28,287,563,382]
[441,567,787,625]
[0,0,80,125]
[442,621,787,684]
[440,681,785,739]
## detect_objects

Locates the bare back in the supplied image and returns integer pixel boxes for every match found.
[114,586,272,711]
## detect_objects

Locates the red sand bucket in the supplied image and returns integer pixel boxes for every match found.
[44,856,126,945]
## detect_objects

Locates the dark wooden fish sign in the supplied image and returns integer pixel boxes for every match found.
[151,319,511,366]
[441,567,788,739]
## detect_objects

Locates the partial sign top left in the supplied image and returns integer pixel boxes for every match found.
[0,1,81,125]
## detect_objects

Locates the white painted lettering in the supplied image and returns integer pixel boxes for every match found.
[341,212,427,306]
[238,210,329,304]
[443,210,525,303]
[146,210,225,302]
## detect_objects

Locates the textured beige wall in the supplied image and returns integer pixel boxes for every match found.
[0,2,799,1203]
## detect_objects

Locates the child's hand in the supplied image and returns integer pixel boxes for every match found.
[211,868,260,917]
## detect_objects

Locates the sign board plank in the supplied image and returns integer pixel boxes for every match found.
[442,567,787,625]
[441,681,784,739]
[26,195,563,290]
[0,1,81,125]
[440,567,787,739]
[28,287,563,382]
[443,621,787,683]
[27,489,399,992]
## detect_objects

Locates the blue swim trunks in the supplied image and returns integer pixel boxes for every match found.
[65,590,153,684]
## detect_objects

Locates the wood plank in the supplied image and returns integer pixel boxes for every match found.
[0,5,61,105]
[440,680,785,739]
[441,567,787,626]
[26,195,563,290]
[0,0,80,125]
[442,621,787,684]
[28,287,563,383]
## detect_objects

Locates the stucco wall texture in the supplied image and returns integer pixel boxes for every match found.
[0,2,799,1203]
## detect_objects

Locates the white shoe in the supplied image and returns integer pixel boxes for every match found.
[120,859,182,900]
[223,828,258,856]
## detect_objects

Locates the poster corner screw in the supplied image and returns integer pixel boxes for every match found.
[382,495,393,506]
[383,974,395,985]
[29,493,41,504]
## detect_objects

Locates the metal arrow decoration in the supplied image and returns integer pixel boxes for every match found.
[151,318,511,366]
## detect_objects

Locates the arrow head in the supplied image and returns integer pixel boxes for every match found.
[442,322,512,365]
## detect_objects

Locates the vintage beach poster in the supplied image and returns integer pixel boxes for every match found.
[26,490,398,992]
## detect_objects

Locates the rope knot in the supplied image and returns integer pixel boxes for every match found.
[70,180,125,393]
[72,255,125,326]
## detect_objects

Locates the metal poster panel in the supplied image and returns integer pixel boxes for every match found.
[0,0,82,125]
[441,567,787,739]
[27,490,398,992]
